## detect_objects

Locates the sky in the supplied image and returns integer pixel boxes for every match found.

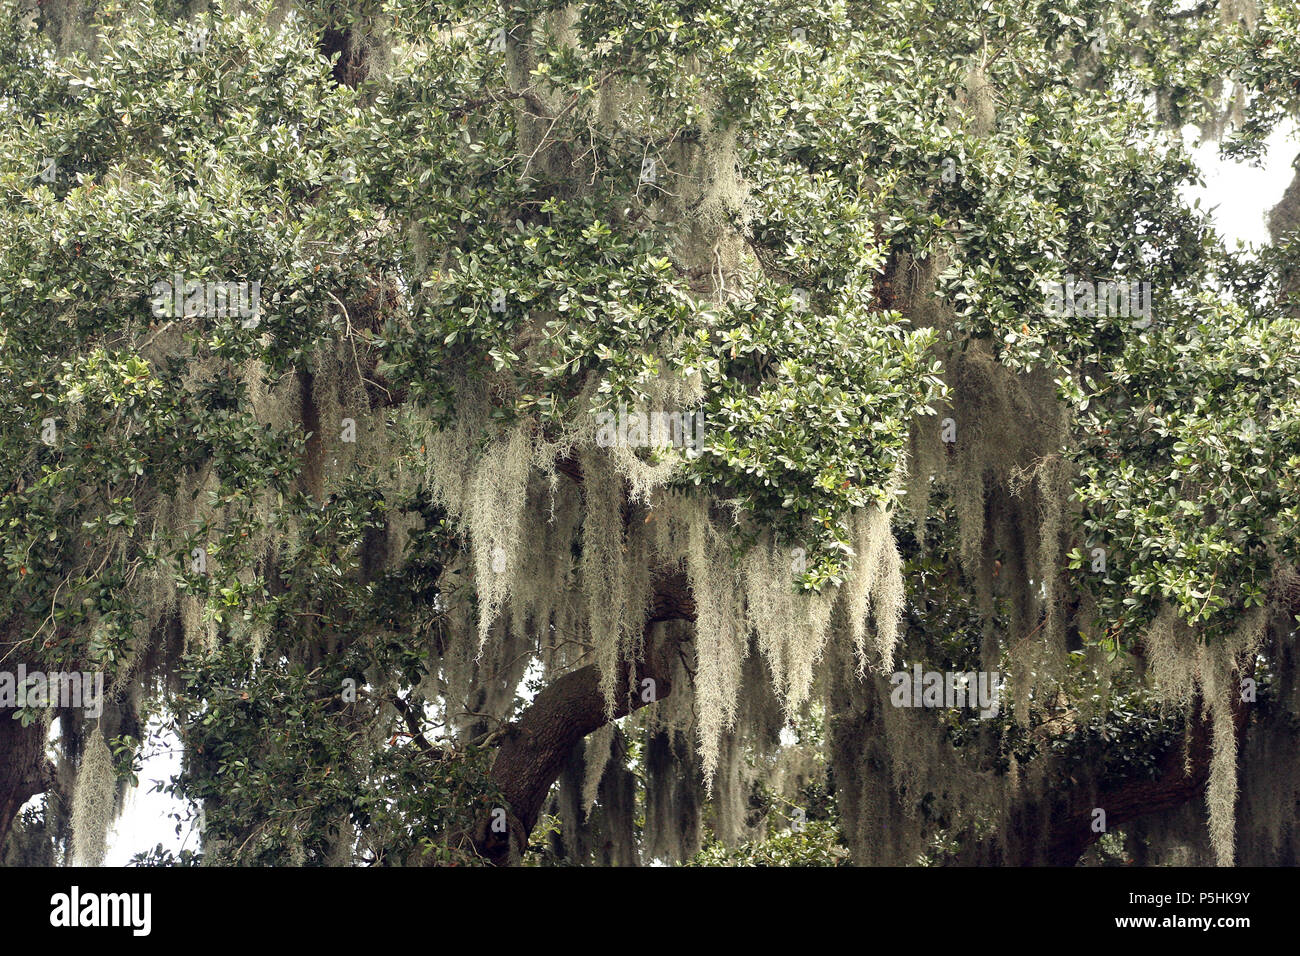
[1184,121,1299,247]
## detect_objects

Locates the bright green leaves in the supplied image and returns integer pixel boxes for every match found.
[389,197,700,423]
[1068,298,1300,641]
[691,297,943,587]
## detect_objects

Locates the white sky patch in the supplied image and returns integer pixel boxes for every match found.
[105,717,189,866]
[1181,120,1298,246]
[104,662,545,863]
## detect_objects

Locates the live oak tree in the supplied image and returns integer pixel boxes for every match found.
[2,0,1300,867]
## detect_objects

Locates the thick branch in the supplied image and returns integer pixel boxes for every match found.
[471,573,692,865]
[0,707,54,850]
[1023,693,1249,866]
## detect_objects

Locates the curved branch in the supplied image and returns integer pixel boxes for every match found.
[471,573,693,865]
[0,704,54,850]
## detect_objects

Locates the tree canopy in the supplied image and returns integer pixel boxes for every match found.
[2,0,1300,868]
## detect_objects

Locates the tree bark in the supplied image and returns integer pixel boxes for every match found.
[985,693,1249,866]
[0,706,53,851]
[470,571,692,865]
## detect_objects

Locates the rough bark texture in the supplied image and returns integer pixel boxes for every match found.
[459,456,696,864]
[319,26,369,89]
[970,694,1249,866]
[0,613,54,852]
[0,700,53,848]
[473,612,683,865]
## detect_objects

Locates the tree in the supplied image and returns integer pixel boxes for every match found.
[2,0,1299,867]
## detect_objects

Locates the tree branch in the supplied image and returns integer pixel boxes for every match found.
[469,573,693,865]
